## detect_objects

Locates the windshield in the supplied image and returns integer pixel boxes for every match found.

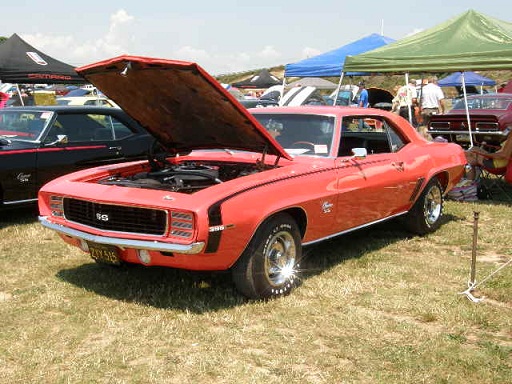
[452,97,512,110]
[0,110,53,142]
[253,113,335,157]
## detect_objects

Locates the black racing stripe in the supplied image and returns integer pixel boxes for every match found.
[410,177,425,201]
[203,161,386,253]
[204,158,391,253]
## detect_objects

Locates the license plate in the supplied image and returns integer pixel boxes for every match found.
[456,134,470,142]
[88,242,120,265]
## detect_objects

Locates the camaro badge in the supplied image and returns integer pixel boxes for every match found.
[322,201,334,214]
[16,173,31,183]
[209,224,235,232]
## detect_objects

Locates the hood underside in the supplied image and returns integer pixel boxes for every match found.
[76,55,291,159]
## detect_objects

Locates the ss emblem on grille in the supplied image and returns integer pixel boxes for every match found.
[96,213,109,221]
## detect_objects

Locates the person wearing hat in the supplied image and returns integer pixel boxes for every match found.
[358,82,369,108]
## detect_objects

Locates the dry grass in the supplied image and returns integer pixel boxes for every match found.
[0,200,511,383]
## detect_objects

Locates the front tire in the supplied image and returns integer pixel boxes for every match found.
[232,213,302,300]
[403,178,444,235]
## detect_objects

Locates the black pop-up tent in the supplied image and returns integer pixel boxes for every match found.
[231,69,281,89]
[0,33,83,84]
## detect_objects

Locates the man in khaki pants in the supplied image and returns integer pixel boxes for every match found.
[420,76,445,126]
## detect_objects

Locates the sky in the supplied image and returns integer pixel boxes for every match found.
[1,1,511,76]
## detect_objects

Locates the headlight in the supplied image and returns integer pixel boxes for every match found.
[169,211,195,239]
[49,195,64,217]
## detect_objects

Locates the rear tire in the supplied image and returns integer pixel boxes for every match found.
[403,178,444,235]
[232,213,302,300]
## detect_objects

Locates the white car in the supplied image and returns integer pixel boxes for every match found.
[56,96,119,108]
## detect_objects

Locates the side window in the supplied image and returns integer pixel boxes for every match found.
[339,116,406,156]
[109,116,135,139]
[47,113,128,142]
[51,114,104,142]
[385,121,407,152]
[89,114,134,141]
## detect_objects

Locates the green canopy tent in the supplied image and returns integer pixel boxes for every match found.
[343,10,512,73]
[343,10,512,145]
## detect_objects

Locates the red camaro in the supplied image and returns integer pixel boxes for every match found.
[38,56,467,299]
[429,93,512,148]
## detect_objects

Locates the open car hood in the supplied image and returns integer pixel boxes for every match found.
[76,55,291,160]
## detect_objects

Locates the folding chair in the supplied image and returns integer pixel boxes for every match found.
[478,158,512,201]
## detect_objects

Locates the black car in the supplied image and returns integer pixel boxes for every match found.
[0,106,152,208]
[238,98,279,108]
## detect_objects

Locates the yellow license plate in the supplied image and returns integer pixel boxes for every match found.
[88,242,120,265]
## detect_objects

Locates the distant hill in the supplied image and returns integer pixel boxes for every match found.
[217,67,510,96]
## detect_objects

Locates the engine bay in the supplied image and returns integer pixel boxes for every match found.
[98,161,270,193]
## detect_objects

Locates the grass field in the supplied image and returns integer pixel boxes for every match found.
[0,199,511,383]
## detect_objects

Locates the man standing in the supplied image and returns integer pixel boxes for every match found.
[392,80,418,126]
[420,77,445,126]
[358,82,369,108]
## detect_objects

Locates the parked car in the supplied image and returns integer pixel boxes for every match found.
[238,98,279,108]
[38,56,467,299]
[56,96,120,108]
[428,93,512,148]
[0,106,152,208]
[280,85,327,106]
[325,86,394,110]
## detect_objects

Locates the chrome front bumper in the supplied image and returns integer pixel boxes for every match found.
[39,216,205,254]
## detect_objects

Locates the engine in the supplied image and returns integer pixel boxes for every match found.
[98,162,264,193]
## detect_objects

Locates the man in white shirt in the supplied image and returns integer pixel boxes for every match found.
[420,77,445,126]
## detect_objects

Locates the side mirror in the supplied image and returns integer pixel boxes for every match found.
[45,134,68,146]
[352,147,367,159]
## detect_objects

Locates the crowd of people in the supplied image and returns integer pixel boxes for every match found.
[0,86,35,108]
[388,76,445,129]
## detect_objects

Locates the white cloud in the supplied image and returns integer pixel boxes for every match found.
[20,9,281,75]
[301,47,322,59]
[257,45,280,60]
[173,46,210,62]
[22,9,136,67]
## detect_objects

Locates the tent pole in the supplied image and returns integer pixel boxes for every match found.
[333,72,345,106]
[404,72,413,126]
[16,84,24,106]
[461,72,474,148]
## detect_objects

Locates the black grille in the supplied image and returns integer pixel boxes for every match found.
[63,198,167,236]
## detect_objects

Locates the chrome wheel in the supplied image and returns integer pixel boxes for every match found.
[264,230,297,287]
[403,178,444,235]
[232,213,302,299]
[424,184,442,225]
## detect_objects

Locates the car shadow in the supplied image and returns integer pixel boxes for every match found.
[56,213,461,312]
[56,262,244,312]
[294,212,463,283]
[0,205,39,228]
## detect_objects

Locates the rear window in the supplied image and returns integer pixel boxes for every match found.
[452,97,512,110]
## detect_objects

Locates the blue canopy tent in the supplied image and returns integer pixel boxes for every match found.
[284,33,395,77]
[438,71,496,87]
[281,33,394,105]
